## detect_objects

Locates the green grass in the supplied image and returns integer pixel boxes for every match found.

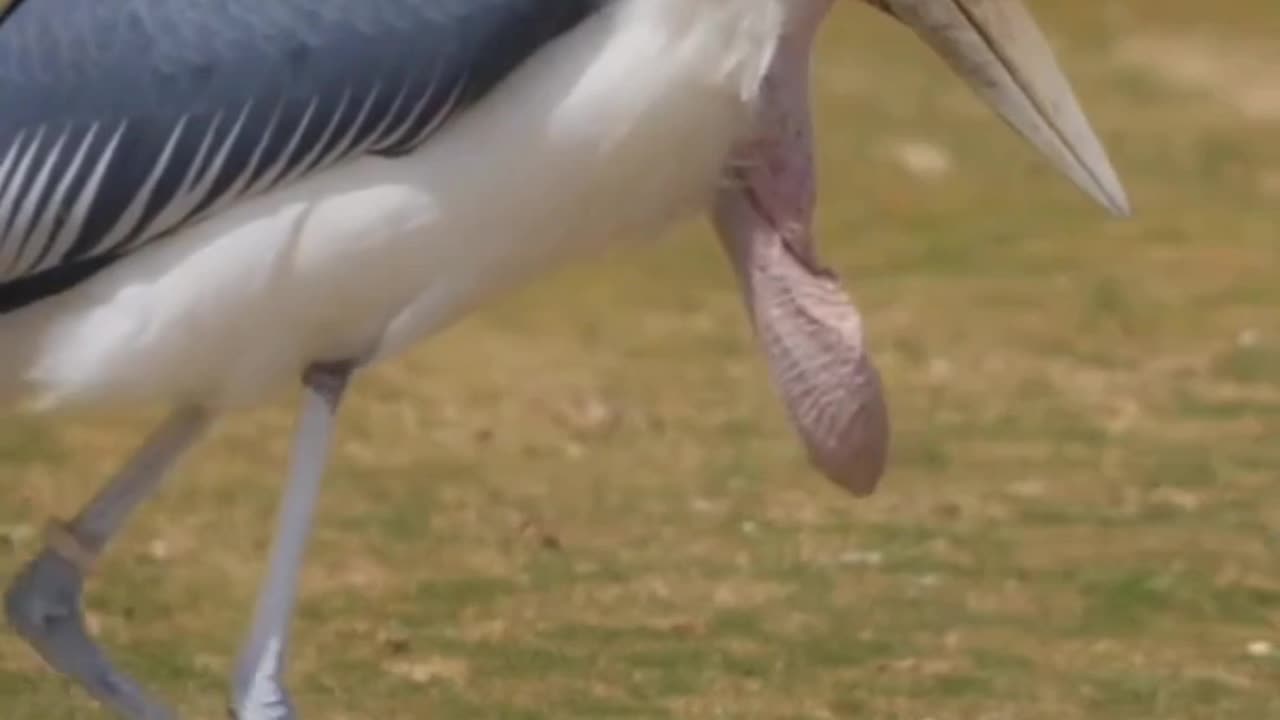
[4,1,1280,718]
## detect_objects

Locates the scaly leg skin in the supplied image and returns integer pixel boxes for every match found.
[4,408,212,720]
[230,363,353,720]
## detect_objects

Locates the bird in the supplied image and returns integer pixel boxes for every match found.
[0,0,1129,717]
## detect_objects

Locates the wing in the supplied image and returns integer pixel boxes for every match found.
[0,0,602,313]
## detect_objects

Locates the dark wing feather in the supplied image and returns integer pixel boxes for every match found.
[0,0,602,313]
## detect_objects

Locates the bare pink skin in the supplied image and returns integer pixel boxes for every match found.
[714,2,890,496]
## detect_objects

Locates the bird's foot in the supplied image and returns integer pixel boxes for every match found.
[229,635,296,720]
[4,522,176,720]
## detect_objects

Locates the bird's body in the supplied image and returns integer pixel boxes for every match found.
[0,0,782,411]
[0,1,1131,717]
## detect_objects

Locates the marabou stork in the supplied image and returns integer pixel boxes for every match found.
[0,0,1128,717]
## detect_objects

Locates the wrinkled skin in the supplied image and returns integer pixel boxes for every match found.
[716,0,1130,497]
[715,0,888,496]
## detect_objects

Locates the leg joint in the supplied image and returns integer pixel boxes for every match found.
[43,519,98,576]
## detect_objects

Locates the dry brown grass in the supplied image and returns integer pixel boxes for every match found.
[3,1,1279,718]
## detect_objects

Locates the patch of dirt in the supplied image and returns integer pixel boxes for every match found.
[887,138,954,181]
[383,656,470,686]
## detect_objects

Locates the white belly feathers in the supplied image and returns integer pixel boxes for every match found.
[0,0,784,411]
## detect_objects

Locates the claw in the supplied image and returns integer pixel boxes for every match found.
[6,549,177,720]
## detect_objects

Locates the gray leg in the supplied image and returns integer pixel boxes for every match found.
[5,407,212,720]
[230,363,353,720]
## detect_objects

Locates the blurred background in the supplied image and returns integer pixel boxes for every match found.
[2,1,1277,717]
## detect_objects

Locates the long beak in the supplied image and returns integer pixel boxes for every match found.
[882,0,1130,216]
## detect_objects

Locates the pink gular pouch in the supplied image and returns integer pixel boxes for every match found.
[713,0,1132,498]
[714,5,888,497]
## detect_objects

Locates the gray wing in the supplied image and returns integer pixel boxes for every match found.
[0,0,603,313]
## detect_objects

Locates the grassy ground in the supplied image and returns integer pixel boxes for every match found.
[3,2,1279,718]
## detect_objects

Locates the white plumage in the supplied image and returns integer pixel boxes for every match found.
[2,0,783,411]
